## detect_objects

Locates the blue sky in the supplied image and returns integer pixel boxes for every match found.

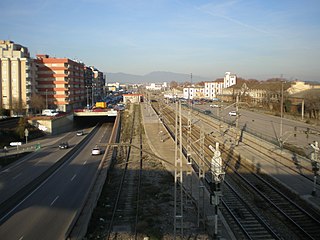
[1,0,320,81]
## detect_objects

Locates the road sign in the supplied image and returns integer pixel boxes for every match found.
[25,128,29,137]
[10,142,22,146]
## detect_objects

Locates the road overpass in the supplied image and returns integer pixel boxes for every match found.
[73,109,117,117]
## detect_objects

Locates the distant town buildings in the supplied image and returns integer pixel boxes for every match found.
[184,72,237,100]
[107,82,121,92]
[146,82,167,91]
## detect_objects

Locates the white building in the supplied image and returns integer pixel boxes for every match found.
[204,72,237,99]
[204,80,224,99]
[146,82,167,91]
[224,72,236,88]
[0,40,37,115]
[183,86,205,99]
[107,82,120,92]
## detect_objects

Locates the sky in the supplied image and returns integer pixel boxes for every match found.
[1,0,320,82]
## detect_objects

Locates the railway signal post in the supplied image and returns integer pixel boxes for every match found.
[310,141,319,196]
[209,142,225,238]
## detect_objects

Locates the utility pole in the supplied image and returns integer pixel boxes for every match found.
[186,89,193,207]
[174,100,183,237]
[280,79,284,148]
[235,94,240,145]
[236,94,239,129]
[198,129,205,227]
[302,99,305,121]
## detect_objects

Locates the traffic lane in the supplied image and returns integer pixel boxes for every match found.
[0,160,101,240]
[0,132,85,205]
[0,124,112,240]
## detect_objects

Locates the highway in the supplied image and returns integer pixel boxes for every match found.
[0,132,83,207]
[0,123,113,240]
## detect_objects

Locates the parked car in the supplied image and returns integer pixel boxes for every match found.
[91,146,101,155]
[59,142,69,149]
[210,104,220,108]
[204,110,212,115]
[42,109,59,116]
[228,111,237,116]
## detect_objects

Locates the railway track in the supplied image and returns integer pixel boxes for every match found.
[221,180,280,240]
[152,100,320,239]
[104,104,142,239]
[226,161,320,239]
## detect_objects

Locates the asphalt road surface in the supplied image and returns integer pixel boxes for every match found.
[196,103,320,150]
[0,124,113,240]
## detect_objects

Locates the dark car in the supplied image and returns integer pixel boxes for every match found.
[204,110,211,115]
[59,142,69,149]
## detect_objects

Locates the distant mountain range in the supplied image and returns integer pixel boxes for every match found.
[105,71,212,84]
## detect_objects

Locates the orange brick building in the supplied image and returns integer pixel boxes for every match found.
[35,54,85,112]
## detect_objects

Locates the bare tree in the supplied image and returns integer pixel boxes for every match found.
[30,94,46,114]
[16,117,28,139]
[305,93,320,120]
[170,81,178,89]
[12,98,26,116]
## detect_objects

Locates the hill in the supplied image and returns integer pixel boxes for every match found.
[105,71,211,84]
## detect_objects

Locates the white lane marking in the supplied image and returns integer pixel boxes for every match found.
[18,236,24,240]
[34,160,41,166]
[12,173,22,180]
[71,174,77,181]
[50,196,59,206]
[83,160,87,165]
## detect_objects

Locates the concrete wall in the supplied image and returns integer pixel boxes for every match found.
[29,113,74,135]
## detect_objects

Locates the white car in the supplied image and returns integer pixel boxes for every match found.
[76,130,84,136]
[229,111,237,116]
[91,146,101,155]
[210,104,220,108]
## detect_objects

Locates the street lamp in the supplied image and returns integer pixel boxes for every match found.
[86,86,89,109]
[92,86,95,107]
[45,89,48,109]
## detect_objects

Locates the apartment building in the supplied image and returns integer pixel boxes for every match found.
[204,72,237,99]
[205,79,224,99]
[0,40,37,115]
[183,86,205,99]
[35,54,85,112]
[90,67,105,103]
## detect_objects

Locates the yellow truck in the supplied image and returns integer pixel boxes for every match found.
[95,102,107,108]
